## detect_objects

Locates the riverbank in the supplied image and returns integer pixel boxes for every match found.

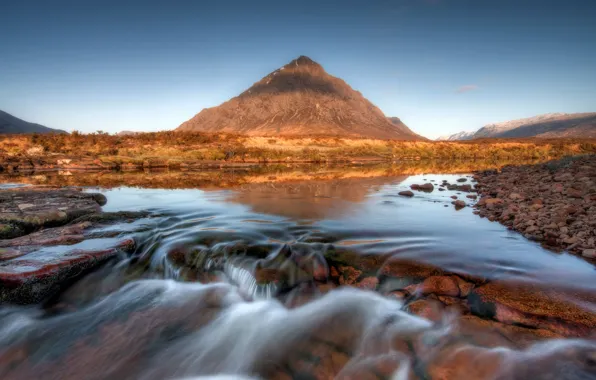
[1,132,595,171]
[474,155,596,259]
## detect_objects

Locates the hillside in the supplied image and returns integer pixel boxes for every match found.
[178,56,424,140]
[0,110,66,134]
[438,113,596,140]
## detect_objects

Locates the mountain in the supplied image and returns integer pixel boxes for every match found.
[438,113,596,140]
[0,110,66,134]
[436,131,475,141]
[116,130,139,136]
[178,56,424,140]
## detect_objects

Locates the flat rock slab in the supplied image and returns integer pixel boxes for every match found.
[0,189,106,238]
[469,280,596,337]
[0,187,147,305]
[0,222,93,257]
[0,238,135,304]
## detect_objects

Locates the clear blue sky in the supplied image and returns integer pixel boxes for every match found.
[1,0,595,139]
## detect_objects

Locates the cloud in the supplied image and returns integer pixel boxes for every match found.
[456,85,479,94]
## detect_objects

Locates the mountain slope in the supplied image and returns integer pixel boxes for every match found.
[438,113,596,140]
[436,131,475,141]
[177,56,424,140]
[0,110,66,134]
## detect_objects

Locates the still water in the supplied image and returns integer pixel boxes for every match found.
[1,164,595,379]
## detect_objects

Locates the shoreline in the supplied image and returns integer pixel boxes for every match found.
[1,133,595,172]
[473,154,596,259]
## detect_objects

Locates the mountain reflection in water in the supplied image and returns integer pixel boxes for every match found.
[1,161,595,380]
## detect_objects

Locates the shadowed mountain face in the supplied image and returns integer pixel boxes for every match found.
[177,56,424,140]
[438,113,596,140]
[0,110,66,134]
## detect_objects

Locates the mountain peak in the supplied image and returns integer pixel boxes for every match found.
[288,55,322,68]
[178,57,425,140]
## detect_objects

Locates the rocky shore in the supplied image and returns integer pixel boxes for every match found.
[474,155,596,259]
[0,187,147,304]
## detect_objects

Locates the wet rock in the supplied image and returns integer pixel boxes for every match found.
[338,265,362,285]
[411,183,434,192]
[0,222,92,253]
[468,280,596,337]
[0,189,105,236]
[425,344,506,380]
[0,238,136,304]
[409,275,461,297]
[355,276,379,290]
[0,223,24,239]
[453,200,466,210]
[0,248,23,261]
[398,190,414,197]
[457,178,467,182]
[457,315,561,349]
[407,299,445,322]
[69,210,151,224]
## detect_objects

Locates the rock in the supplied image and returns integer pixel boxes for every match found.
[398,190,414,197]
[582,249,596,259]
[0,248,24,261]
[412,275,461,297]
[468,280,596,337]
[466,194,477,200]
[567,188,584,198]
[453,200,466,209]
[457,178,467,182]
[411,183,434,192]
[456,315,561,349]
[407,299,444,322]
[0,238,136,304]
[0,189,105,236]
[450,195,458,200]
[473,156,596,258]
[0,223,24,239]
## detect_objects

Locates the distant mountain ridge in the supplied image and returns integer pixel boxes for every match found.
[177,56,425,140]
[437,113,596,140]
[0,110,66,134]
[436,130,476,141]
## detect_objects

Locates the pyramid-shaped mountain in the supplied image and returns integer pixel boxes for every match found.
[177,56,424,140]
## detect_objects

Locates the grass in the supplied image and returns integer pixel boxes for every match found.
[0,131,595,167]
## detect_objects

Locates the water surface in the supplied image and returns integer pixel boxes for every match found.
[1,163,595,379]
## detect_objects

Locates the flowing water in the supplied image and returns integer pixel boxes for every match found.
[1,163,595,379]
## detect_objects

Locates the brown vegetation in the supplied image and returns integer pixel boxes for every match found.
[0,131,595,171]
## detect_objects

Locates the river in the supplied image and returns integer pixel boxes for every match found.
[1,163,595,379]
